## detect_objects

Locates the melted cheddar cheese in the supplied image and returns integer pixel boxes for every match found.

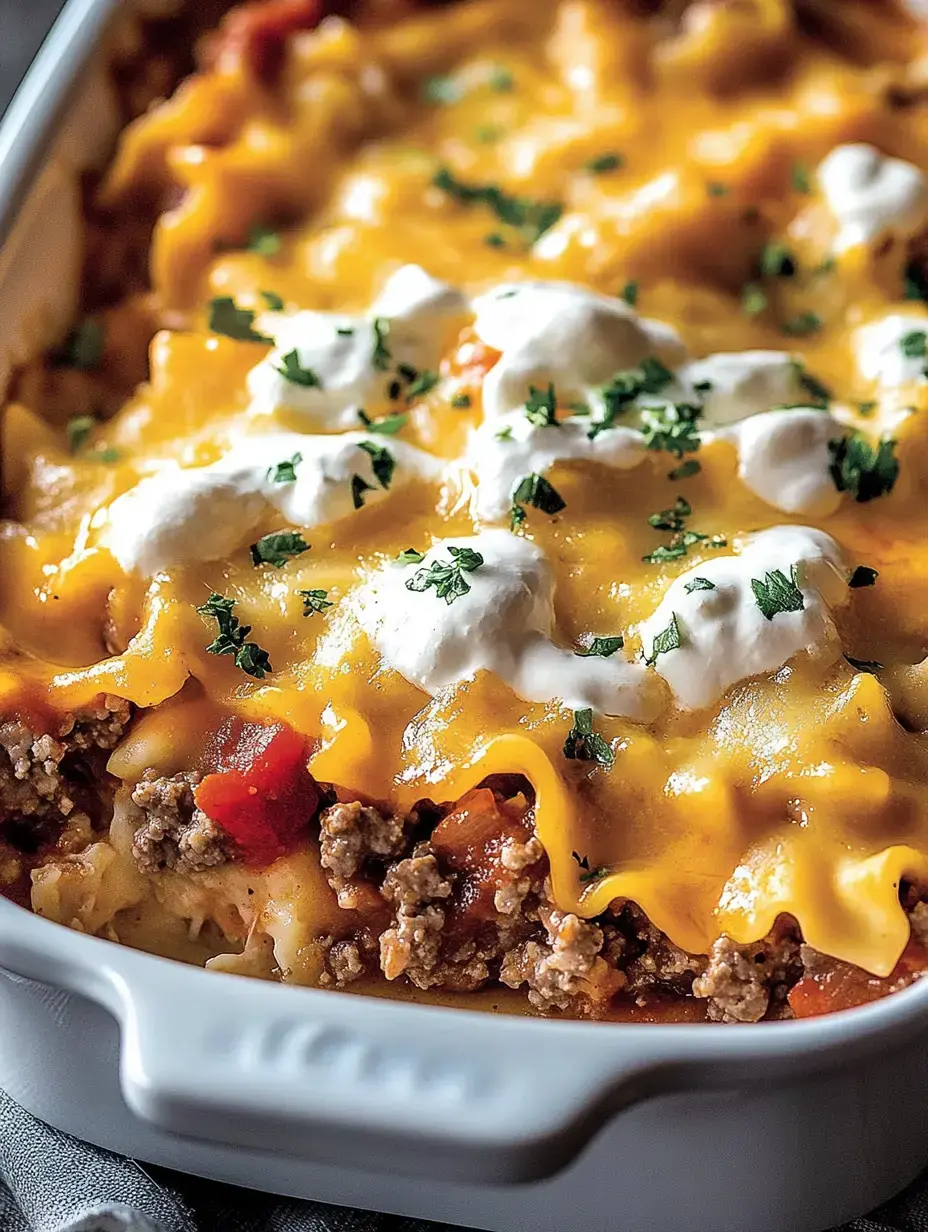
[6,0,928,993]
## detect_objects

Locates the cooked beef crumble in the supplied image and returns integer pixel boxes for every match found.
[0,695,131,854]
[130,770,229,873]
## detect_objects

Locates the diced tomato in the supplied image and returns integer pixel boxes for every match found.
[430,788,545,939]
[788,938,928,1019]
[195,718,320,866]
[203,0,325,83]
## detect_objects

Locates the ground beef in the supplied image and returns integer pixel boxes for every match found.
[0,696,131,854]
[130,770,229,873]
[691,929,801,1023]
[379,845,453,983]
[318,799,414,908]
[606,902,704,997]
[499,898,618,1013]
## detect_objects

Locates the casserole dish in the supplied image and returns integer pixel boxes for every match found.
[4,2,928,1229]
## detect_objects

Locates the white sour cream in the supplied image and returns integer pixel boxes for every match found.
[678,350,805,427]
[461,410,645,522]
[854,313,928,389]
[638,525,849,711]
[470,281,686,421]
[102,432,439,575]
[817,144,928,254]
[353,530,662,720]
[247,265,468,428]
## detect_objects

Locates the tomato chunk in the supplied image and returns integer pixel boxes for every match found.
[788,939,928,1019]
[204,0,324,82]
[195,718,319,866]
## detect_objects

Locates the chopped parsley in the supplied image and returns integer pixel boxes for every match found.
[422,74,463,104]
[792,361,832,408]
[298,588,333,617]
[397,547,425,564]
[66,415,95,454]
[524,382,559,427]
[639,401,702,459]
[845,655,882,674]
[267,453,302,483]
[645,613,682,665]
[849,565,879,588]
[248,226,281,256]
[781,311,822,337]
[563,709,614,767]
[208,296,272,344]
[495,425,513,441]
[571,851,608,884]
[432,166,562,246]
[857,401,877,417]
[574,635,624,658]
[648,495,691,533]
[741,283,768,317]
[584,152,624,174]
[351,474,375,508]
[642,531,726,564]
[707,182,728,198]
[260,289,285,311]
[451,392,472,409]
[372,317,392,371]
[901,330,928,359]
[249,531,311,568]
[404,546,484,604]
[619,280,639,307]
[358,409,408,435]
[356,441,395,490]
[57,319,104,370]
[475,124,503,144]
[196,593,272,679]
[668,458,702,480]
[828,432,899,503]
[406,370,440,400]
[275,349,321,388]
[751,565,804,620]
[792,161,811,194]
[590,356,674,438]
[760,241,797,279]
[684,576,715,593]
[485,232,507,249]
[488,64,514,92]
[510,473,566,528]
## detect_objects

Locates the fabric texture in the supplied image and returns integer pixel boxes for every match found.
[0,1084,923,1232]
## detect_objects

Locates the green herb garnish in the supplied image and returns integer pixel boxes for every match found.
[574,635,624,658]
[585,152,624,174]
[196,593,272,679]
[668,458,702,480]
[260,290,285,311]
[524,382,559,427]
[563,709,614,767]
[792,162,811,194]
[298,588,332,617]
[645,613,682,665]
[432,166,562,246]
[828,433,899,503]
[589,357,674,439]
[372,317,392,371]
[741,283,768,316]
[684,576,715,593]
[640,402,702,459]
[619,280,639,307]
[397,547,425,564]
[760,241,796,279]
[406,370,440,400]
[250,531,311,568]
[248,226,281,256]
[781,311,822,337]
[751,565,804,620]
[358,409,408,435]
[66,415,95,454]
[404,546,484,604]
[275,349,321,388]
[58,319,104,370]
[648,496,691,533]
[267,453,303,483]
[351,474,375,509]
[510,473,566,528]
[208,296,272,344]
[901,330,928,359]
[451,392,472,409]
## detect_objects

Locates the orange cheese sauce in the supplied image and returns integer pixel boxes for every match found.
[5,0,928,984]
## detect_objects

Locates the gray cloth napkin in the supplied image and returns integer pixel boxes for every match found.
[0,1084,923,1232]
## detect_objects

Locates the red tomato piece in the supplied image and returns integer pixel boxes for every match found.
[788,939,928,1019]
[195,719,319,867]
[204,0,325,83]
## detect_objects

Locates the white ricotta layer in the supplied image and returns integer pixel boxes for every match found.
[102,432,439,575]
[470,281,686,421]
[462,410,645,522]
[817,144,928,254]
[353,530,663,720]
[247,265,468,428]
[638,525,850,711]
[854,313,928,389]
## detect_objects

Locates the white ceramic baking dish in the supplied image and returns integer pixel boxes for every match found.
[3,4,928,1229]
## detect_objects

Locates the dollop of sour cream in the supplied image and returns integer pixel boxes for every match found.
[678,350,805,427]
[461,410,645,522]
[817,143,928,254]
[101,432,439,575]
[247,265,468,428]
[637,525,849,711]
[471,281,686,421]
[353,530,662,720]
[854,313,928,389]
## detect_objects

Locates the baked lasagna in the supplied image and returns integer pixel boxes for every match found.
[3,0,928,1022]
